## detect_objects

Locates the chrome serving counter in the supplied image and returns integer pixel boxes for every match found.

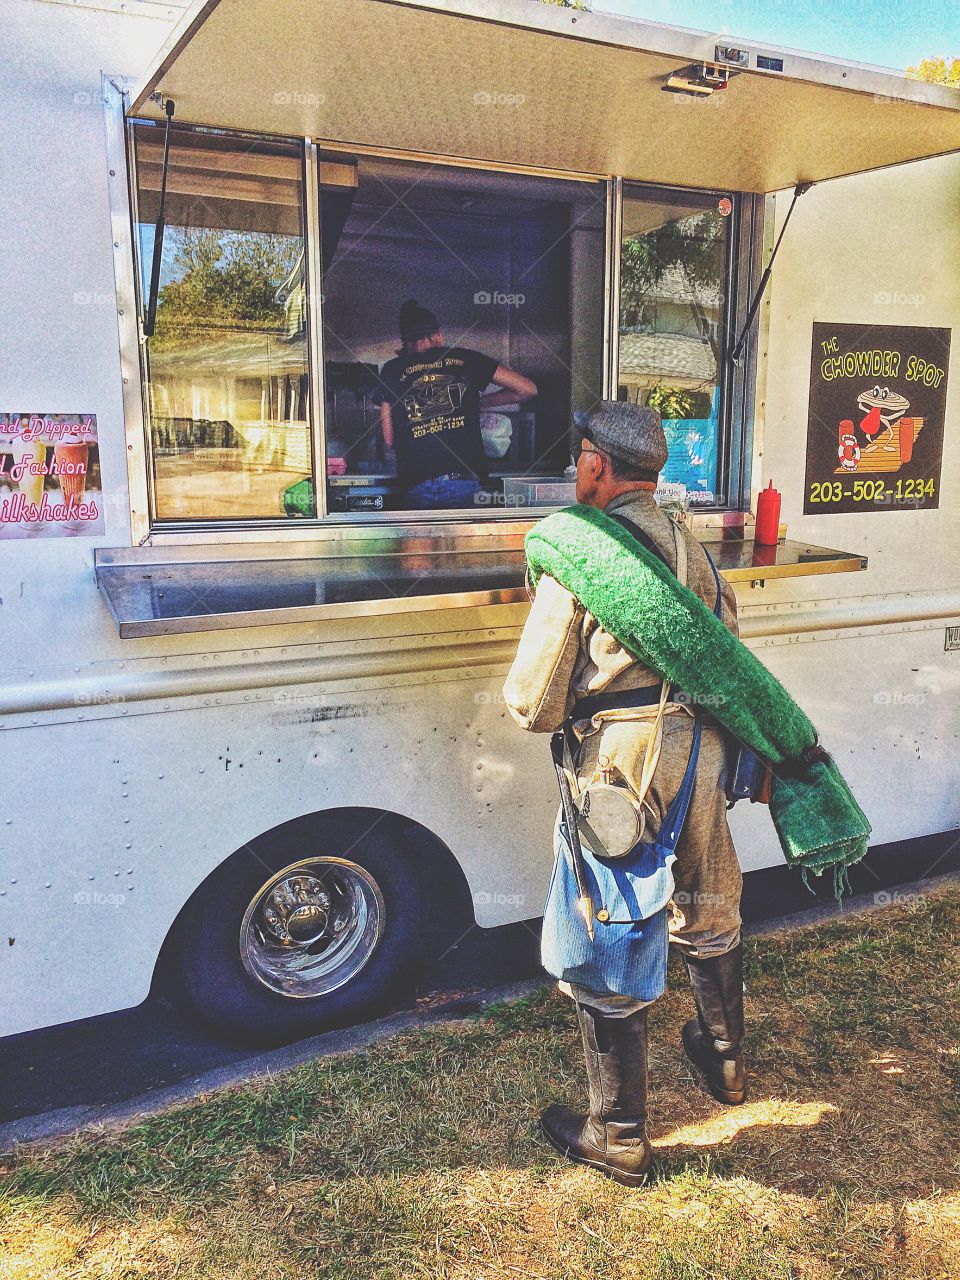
[94,524,868,638]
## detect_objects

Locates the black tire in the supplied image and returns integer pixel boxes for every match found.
[167,812,440,1045]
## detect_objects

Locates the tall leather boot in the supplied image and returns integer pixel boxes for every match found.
[541,1003,653,1186]
[682,941,747,1105]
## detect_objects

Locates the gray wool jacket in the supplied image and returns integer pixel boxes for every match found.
[502,489,739,738]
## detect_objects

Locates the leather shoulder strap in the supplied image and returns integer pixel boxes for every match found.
[671,521,688,588]
[611,509,721,618]
[607,511,673,573]
[703,546,723,619]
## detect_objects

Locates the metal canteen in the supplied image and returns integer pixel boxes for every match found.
[577,781,645,859]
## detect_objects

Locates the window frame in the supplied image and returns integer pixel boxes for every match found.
[313,146,610,523]
[615,179,761,512]
[112,92,761,542]
[127,117,316,527]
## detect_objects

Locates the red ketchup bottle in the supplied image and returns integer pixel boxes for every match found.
[755,479,781,546]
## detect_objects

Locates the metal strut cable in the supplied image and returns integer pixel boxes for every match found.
[730,181,813,363]
[143,98,176,339]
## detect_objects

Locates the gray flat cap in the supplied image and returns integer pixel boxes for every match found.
[575,401,668,474]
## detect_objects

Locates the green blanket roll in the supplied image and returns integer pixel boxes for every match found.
[525,505,872,886]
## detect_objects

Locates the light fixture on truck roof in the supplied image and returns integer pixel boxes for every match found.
[715,46,750,69]
[662,62,739,98]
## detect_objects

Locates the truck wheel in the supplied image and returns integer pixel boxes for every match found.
[168,815,436,1045]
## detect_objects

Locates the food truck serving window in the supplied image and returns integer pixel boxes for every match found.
[131,125,606,524]
[618,185,733,508]
[317,157,605,517]
[130,121,752,526]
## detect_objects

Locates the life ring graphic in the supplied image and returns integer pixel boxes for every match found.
[838,433,860,471]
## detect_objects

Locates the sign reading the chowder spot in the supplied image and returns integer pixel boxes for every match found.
[804,323,949,514]
[0,414,104,539]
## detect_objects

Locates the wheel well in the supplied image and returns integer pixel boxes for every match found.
[150,807,476,998]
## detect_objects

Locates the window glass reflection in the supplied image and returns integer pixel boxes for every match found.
[619,188,730,505]
[134,127,310,520]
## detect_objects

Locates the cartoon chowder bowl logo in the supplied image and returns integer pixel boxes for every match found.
[857,385,909,453]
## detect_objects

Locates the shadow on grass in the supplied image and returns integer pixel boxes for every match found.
[2,888,960,1278]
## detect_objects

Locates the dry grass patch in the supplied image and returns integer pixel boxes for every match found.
[3,883,959,1278]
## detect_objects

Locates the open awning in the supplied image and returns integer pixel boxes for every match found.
[130,0,960,194]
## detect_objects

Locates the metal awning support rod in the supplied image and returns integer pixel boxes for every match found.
[143,98,176,339]
[731,181,812,362]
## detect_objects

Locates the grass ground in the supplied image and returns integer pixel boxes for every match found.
[3,884,959,1280]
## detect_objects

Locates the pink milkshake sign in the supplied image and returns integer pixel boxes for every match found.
[0,414,105,539]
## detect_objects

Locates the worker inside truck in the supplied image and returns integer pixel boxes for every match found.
[377,299,538,510]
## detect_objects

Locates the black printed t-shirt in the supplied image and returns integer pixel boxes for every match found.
[379,346,499,489]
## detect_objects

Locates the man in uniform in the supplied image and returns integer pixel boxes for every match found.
[503,401,746,1185]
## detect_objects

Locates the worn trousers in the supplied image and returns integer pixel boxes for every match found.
[558,714,743,1017]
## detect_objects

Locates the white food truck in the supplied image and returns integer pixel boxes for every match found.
[2,0,958,1045]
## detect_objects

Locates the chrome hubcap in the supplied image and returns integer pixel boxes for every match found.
[240,857,385,998]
